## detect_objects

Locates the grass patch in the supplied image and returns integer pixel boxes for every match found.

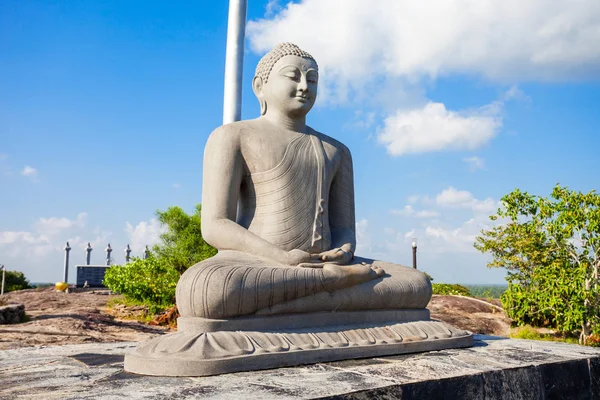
[510,325,579,344]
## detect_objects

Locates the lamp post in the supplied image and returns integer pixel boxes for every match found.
[412,238,418,270]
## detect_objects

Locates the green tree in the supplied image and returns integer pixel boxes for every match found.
[153,204,217,274]
[475,184,600,344]
[2,270,33,292]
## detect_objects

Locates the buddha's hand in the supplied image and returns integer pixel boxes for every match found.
[284,249,322,267]
[318,244,354,265]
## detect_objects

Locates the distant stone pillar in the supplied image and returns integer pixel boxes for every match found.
[144,245,150,260]
[125,244,132,263]
[85,242,92,265]
[63,242,71,283]
[105,244,113,266]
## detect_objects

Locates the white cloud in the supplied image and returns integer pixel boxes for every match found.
[34,212,87,235]
[265,0,282,17]
[436,187,497,213]
[21,165,38,177]
[415,210,440,218]
[390,205,439,218]
[125,219,165,254]
[383,227,396,235]
[391,205,415,217]
[377,101,501,156]
[502,85,530,102]
[407,195,420,204]
[424,223,477,253]
[172,183,181,189]
[463,156,486,171]
[346,110,376,130]
[0,212,117,282]
[248,0,600,97]
[355,218,372,256]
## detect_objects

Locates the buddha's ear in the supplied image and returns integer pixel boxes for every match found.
[252,76,267,115]
[252,76,264,97]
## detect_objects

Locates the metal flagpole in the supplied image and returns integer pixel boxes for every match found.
[223,0,248,124]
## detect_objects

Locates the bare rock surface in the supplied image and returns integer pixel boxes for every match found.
[0,288,168,350]
[429,294,511,337]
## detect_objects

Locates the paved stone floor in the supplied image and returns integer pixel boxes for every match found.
[1,335,600,399]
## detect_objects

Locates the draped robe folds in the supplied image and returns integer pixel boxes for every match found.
[176,133,432,319]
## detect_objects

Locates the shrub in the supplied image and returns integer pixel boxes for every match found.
[432,283,472,296]
[103,257,179,312]
[2,270,33,292]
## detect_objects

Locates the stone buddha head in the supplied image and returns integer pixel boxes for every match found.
[252,43,319,118]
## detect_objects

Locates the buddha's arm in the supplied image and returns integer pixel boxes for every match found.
[328,143,357,256]
[201,126,315,267]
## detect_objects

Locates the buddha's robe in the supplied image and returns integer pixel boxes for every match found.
[176,133,432,319]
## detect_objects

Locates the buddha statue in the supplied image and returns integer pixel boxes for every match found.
[125,43,472,377]
[175,43,431,318]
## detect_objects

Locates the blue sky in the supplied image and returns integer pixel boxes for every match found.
[1,0,599,284]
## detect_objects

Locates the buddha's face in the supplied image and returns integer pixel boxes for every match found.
[256,55,319,118]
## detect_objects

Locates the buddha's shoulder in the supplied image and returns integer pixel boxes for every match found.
[207,120,262,146]
[309,128,352,157]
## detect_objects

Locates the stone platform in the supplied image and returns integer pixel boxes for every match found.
[125,310,473,376]
[1,335,599,399]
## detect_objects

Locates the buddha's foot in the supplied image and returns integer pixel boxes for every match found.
[322,263,385,292]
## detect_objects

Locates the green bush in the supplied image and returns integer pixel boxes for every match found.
[2,270,33,292]
[432,283,472,296]
[103,257,179,312]
[500,259,585,333]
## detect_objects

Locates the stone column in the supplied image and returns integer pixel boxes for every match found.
[222,0,247,124]
[105,244,112,266]
[125,244,132,263]
[63,242,71,283]
[85,242,92,265]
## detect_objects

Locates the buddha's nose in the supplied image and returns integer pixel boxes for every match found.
[297,75,308,91]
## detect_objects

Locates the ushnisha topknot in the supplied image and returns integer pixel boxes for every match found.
[255,42,318,84]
